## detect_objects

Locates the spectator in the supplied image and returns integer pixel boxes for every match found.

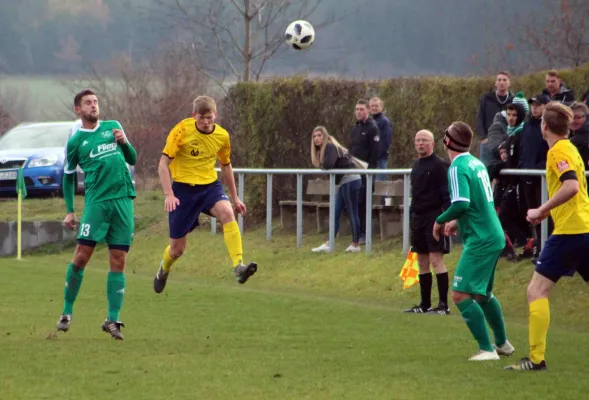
[542,70,575,106]
[487,110,508,164]
[310,126,367,253]
[580,90,589,107]
[570,102,589,173]
[349,99,380,244]
[476,71,514,166]
[520,93,551,261]
[498,95,533,252]
[403,130,451,315]
[488,142,519,261]
[369,97,393,181]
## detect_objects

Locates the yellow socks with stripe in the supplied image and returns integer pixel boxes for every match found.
[223,221,243,267]
[161,245,176,273]
[529,298,550,364]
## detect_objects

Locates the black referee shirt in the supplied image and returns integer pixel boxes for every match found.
[410,153,451,214]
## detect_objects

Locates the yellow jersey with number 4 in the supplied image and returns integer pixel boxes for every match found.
[162,119,231,185]
[546,139,589,234]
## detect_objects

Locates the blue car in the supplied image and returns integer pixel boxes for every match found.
[0,121,135,197]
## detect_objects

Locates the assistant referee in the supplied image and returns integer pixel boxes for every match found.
[403,130,451,315]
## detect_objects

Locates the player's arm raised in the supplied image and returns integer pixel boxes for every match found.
[113,124,137,166]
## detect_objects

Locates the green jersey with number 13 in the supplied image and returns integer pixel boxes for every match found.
[448,153,504,251]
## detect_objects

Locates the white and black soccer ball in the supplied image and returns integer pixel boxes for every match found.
[285,20,315,50]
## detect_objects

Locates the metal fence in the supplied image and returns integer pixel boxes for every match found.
[210,168,553,254]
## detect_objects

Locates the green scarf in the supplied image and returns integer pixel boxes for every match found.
[507,122,524,137]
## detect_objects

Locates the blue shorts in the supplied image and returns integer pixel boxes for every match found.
[169,181,229,239]
[536,233,589,283]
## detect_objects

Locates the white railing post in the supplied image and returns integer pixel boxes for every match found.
[365,174,373,254]
[266,173,273,241]
[296,174,303,248]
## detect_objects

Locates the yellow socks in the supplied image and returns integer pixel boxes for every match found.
[529,298,550,364]
[161,245,176,273]
[223,221,243,267]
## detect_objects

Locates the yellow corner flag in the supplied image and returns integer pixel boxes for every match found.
[399,250,419,289]
[16,167,27,260]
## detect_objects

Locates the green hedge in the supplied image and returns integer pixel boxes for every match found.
[220,65,589,219]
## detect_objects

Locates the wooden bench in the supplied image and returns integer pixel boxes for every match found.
[279,179,338,232]
[280,178,406,240]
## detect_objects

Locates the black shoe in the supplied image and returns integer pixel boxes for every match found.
[504,357,547,371]
[102,320,125,340]
[234,262,258,284]
[402,305,428,314]
[428,304,451,315]
[153,263,169,294]
[56,314,72,332]
[506,253,522,262]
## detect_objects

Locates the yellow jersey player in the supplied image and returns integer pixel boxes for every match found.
[506,102,589,372]
[153,96,257,293]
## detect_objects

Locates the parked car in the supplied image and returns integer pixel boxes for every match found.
[0,121,135,197]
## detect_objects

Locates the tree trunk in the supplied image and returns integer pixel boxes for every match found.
[243,0,252,81]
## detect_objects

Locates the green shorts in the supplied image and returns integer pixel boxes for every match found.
[452,248,502,296]
[77,197,135,247]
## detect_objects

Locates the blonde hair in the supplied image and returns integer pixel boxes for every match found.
[543,101,573,136]
[192,95,216,115]
[311,126,368,169]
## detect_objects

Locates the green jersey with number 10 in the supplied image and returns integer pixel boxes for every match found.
[448,153,504,251]
[64,120,136,206]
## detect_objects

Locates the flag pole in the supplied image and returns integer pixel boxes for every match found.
[17,188,22,260]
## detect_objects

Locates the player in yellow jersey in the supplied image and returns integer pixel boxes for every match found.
[153,96,257,293]
[506,102,589,372]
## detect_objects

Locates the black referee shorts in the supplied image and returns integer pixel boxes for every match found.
[410,210,450,255]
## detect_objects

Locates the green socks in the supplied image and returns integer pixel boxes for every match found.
[457,298,493,352]
[107,272,126,322]
[62,263,85,315]
[478,294,507,347]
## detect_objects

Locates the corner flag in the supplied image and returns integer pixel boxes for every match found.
[399,251,420,289]
[16,167,26,260]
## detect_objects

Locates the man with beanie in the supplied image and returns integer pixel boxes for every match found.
[403,130,451,315]
[433,121,513,361]
[369,97,393,181]
[520,94,550,262]
[476,71,514,166]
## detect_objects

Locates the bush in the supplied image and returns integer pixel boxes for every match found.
[220,64,589,218]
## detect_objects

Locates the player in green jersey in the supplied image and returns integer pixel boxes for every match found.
[432,121,515,361]
[55,89,137,340]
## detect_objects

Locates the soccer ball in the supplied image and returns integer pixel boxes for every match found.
[285,20,315,50]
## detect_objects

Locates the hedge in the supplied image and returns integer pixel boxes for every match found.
[219,65,589,220]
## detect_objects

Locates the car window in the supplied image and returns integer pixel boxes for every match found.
[0,124,72,149]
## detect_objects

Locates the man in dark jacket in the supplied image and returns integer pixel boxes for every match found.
[369,97,393,181]
[570,102,589,182]
[542,70,575,106]
[520,93,550,261]
[475,71,514,166]
[349,99,380,242]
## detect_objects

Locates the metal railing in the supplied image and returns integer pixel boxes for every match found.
[210,168,555,254]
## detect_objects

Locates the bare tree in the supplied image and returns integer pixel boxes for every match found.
[153,0,336,83]
[518,0,589,69]
[64,44,209,188]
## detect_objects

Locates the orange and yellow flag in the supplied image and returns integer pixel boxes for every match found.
[399,251,420,289]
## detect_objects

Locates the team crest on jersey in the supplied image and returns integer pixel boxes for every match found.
[102,130,112,138]
[557,160,570,172]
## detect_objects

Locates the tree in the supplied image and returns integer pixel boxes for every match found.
[517,0,589,69]
[153,0,336,83]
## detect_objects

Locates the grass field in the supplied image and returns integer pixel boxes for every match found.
[1,193,589,399]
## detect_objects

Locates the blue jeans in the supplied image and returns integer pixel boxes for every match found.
[334,179,362,243]
[376,158,389,181]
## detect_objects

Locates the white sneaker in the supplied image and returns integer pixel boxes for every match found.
[312,243,331,253]
[345,244,361,253]
[493,340,515,356]
[469,350,500,361]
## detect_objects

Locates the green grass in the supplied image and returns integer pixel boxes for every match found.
[1,192,589,399]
